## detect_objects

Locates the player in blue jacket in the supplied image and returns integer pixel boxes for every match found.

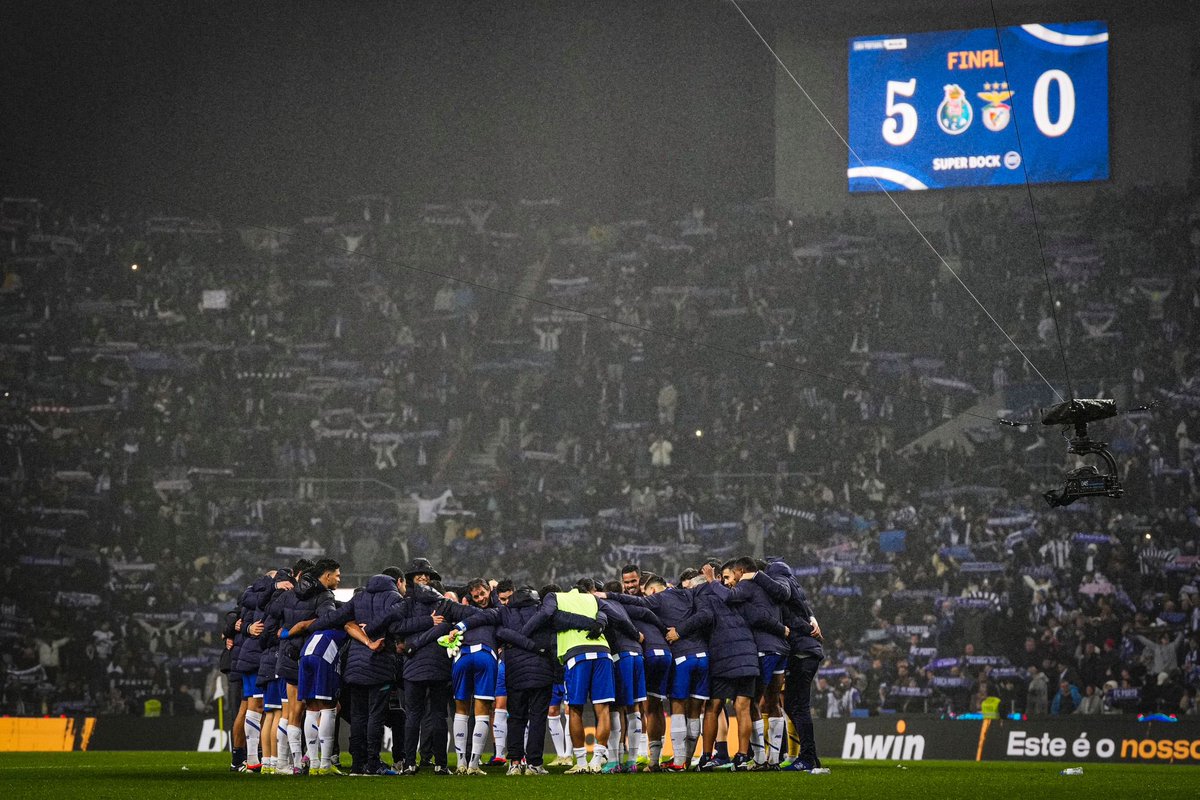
[436,578,503,774]
[601,568,711,770]
[301,571,402,775]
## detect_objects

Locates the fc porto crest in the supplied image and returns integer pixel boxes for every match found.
[937,84,972,134]
[978,82,1015,132]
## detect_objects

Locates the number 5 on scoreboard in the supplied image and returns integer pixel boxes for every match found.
[882,79,918,146]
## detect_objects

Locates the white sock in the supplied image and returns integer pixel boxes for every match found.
[649,738,663,765]
[318,710,336,769]
[751,718,766,763]
[453,714,470,762]
[685,717,701,764]
[768,716,785,764]
[573,746,587,765]
[304,710,320,763]
[277,721,290,769]
[492,710,507,759]
[287,724,304,766]
[591,743,608,767]
[607,712,622,761]
[244,710,262,764]
[670,713,687,766]
[629,712,643,761]
[548,714,567,757]
[470,715,490,767]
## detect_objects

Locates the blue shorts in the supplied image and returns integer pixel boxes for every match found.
[759,653,787,688]
[670,653,709,701]
[263,677,287,709]
[550,681,566,708]
[613,653,647,707]
[452,648,498,702]
[565,653,616,706]
[643,649,673,700]
[495,660,507,698]
[242,672,264,699]
[298,654,341,702]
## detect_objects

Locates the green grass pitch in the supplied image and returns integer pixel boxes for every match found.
[2,753,1198,800]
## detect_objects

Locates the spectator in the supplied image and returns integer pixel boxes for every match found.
[1050,681,1082,715]
[1027,667,1049,715]
[1075,684,1104,715]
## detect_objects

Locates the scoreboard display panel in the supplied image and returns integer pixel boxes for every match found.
[847,21,1108,192]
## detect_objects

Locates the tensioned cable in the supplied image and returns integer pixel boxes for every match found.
[727,0,1066,404]
[0,146,1005,425]
[987,0,1075,401]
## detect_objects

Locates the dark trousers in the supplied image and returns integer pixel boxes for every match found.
[334,701,348,761]
[783,655,821,766]
[403,679,450,767]
[505,684,552,767]
[226,673,244,764]
[385,680,406,764]
[386,708,407,765]
[347,682,391,771]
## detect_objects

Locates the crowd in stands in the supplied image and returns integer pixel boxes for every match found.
[1,183,1199,718]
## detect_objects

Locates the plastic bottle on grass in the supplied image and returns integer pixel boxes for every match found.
[1059,767,1083,776]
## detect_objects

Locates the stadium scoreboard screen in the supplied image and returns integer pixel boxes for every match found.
[847,21,1109,192]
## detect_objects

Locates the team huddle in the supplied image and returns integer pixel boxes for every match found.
[223,555,825,776]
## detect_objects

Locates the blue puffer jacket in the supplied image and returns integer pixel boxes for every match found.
[439,599,500,652]
[598,598,642,654]
[270,572,336,683]
[256,579,294,685]
[231,574,276,675]
[765,561,822,660]
[700,581,759,679]
[221,610,239,674]
[625,603,670,654]
[369,583,451,683]
[723,572,790,656]
[228,612,245,676]
[608,587,708,659]
[312,574,402,686]
[460,589,560,690]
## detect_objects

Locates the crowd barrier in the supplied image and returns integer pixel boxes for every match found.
[3,714,1198,764]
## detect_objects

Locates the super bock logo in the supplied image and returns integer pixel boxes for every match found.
[937,84,972,134]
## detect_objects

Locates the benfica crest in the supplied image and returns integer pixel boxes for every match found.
[978,82,1015,132]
